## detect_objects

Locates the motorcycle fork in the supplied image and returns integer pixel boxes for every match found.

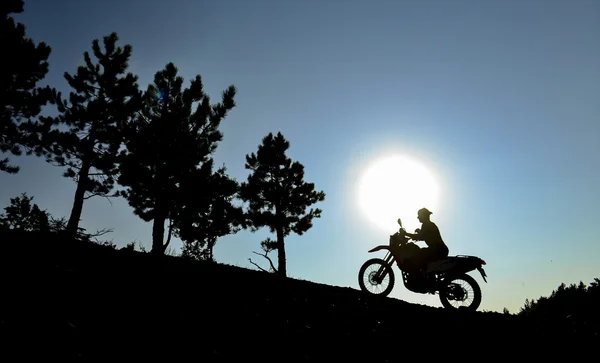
[375,251,394,281]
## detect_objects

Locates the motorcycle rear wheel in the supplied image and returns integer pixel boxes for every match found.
[358,258,395,297]
[439,273,482,311]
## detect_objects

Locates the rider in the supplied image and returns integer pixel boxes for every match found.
[403,208,449,274]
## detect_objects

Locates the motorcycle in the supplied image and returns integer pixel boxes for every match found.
[358,218,488,311]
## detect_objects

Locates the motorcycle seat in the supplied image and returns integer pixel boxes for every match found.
[425,257,460,274]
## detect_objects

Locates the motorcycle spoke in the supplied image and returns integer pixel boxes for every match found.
[363,266,390,293]
[358,258,395,297]
[446,279,475,308]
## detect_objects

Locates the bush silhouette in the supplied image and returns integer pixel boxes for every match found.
[519,278,600,336]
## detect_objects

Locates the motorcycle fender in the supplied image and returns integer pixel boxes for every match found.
[368,245,390,253]
[477,266,488,283]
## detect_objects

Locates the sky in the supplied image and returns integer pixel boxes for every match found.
[2,0,599,313]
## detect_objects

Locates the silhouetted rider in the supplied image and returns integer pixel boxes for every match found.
[404,208,449,274]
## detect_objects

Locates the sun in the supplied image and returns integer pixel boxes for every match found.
[357,154,440,232]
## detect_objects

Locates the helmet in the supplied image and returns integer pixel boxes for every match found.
[418,208,432,218]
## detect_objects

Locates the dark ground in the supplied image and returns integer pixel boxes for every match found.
[0,234,595,361]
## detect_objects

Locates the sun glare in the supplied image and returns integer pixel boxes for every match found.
[357,154,440,233]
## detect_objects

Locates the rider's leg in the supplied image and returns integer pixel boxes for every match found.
[416,247,432,276]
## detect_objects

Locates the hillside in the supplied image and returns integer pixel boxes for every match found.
[0,233,595,361]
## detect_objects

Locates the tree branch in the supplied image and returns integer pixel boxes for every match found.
[136,109,151,124]
[249,250,278,274]
[89,227,114,243]
[248,258,270,273]
[83,192,116,205]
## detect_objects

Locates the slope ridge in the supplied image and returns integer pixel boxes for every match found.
[0,233,591,361]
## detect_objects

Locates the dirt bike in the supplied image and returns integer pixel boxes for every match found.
[358,218,488,311]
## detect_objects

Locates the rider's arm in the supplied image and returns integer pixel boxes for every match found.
[405,231,422,240]
[406,225,428,241]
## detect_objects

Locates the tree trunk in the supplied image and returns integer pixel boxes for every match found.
[152,204,166,255]
[152,160,167,255]
[65,157,91,239]
[207,239,215,262]
[276,226,286,278]
[164,217,173,251]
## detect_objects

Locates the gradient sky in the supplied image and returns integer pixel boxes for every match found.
[2,0,599,313]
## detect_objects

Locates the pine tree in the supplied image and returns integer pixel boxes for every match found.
[240,132,325,277]
[117,62,238,255]
[1,0,57,174]
[0,192,49,232]
[38,32,141,238]
[178,164,244,261]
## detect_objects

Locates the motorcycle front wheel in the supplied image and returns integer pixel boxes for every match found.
[439,273,482,311]
[358,258,395,297]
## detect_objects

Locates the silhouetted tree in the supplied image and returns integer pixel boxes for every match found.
[0,192,113,241]
[1,0,57,174]
[38,32,141,239]
[117,62,237,255]
[240,132,325,277]
[0,192,49,232]
[178,164,244,262]
[519,278,600,337]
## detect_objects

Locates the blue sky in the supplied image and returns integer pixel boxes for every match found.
[2,0,599,313]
